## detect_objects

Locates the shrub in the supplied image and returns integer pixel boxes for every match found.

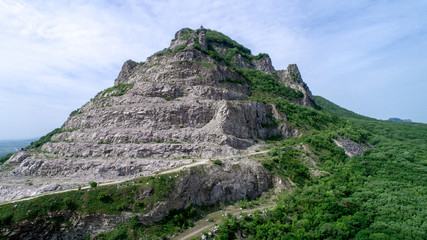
[90,181,98,188]
[173,43,187,52]
[26,128,63,150]
[98,192,111,202]
[212,159,223,166]
[93,83,134,101]
[63,197,76,210]
[116,203,127,211]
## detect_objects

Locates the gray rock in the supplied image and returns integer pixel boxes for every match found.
[276,64,315,108]
[2,27,310,203]
[1,160,271,239]
[333,137,371,157]
[114,59,138,85]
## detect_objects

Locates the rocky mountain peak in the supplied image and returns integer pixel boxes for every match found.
[114,59,138,85]
[2,27,316,202]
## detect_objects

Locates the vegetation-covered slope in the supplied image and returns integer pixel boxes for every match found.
[1,28,425,240]
[206,97,427,239]
[313,95,373,120]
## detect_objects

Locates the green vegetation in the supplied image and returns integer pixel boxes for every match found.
[172,28,194,42]
[69,108,84,117]
[189,61,215,68]
[205,29,251,56]
[212,159,223,166]
[195,30,270,69]
[97,140,111,144]
[205,98,427,240]
[237,68,304,100]
[313,95,373,120]
[173,43,187,52]
[0,173,180,227]
[0,153,13,165]
[155,48,172,57]
[2,29,425,239]
[89,181,98,188]
[25,128,63,150]
[93,83,134,101]
[195,29,304,101]
[254,53,269,60]
[180,29,195,40]
[262,148,310,186]
[96,205,218,239]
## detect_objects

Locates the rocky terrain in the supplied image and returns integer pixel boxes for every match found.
[1,159,272,239]
[0,27,314,203]
[0,27,379,240]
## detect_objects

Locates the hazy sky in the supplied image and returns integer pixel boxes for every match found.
[1,0,426,139]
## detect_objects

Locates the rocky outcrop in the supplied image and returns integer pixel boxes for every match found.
[1,211,135,240]
[1,26,313,202]
[114,59,138,85]
[333,137,371,157]
[142,160,271,223]
[1,160,271,239]
[0,158,192,202]
[277,64,315,108]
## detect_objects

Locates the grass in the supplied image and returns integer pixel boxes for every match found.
[204,99,427,240]
[236,68,304,100]
[211,160,223,166]
[92,83,134,101]
[0,173,181,229]
[0,153,13,165]
[25,128,63,150]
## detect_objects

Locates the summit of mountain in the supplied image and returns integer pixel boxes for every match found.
[1,26,316,204]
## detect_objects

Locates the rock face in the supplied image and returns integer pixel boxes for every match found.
[1,160,271,240]
[1,27,314,202]
[333,137,371,157]
[277,64,315,108]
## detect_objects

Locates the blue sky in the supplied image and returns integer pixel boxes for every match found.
[1,0,426,139]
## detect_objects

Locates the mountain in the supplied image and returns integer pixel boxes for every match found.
[1,27,425,240]
[0,26,324,238]
[387,117,412,122]
[1,26,317,202]
[313,95,373,120]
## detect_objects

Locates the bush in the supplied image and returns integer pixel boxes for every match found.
[116,203,127,211]
[63,197,76,210]
[26,128,63,150]
[98,192,111,202]
[90,181,98,188]
[93,83,134,101]
[212,159,223,166]
[236,68,303,100]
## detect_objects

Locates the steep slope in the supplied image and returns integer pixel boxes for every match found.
[0,27,315,202]
[313,95,373,120]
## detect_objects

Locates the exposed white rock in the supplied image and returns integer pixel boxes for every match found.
[1,27,314,203]
[333,137,371,157]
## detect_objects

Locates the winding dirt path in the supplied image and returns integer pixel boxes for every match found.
[0,151,269,206]
[175,203,275,240]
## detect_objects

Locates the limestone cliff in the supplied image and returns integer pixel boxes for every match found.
[1,26,313,202]
[1,160,271,240]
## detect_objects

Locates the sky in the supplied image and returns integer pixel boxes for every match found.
[1,0,426,140]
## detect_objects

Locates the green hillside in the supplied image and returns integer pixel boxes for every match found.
[313,95,373,120]
[2,98,426,239]
[204,97,427,239]
[1,29,426,239]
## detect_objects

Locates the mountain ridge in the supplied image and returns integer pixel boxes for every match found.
[0,27,383,239]
[1,26,317,204]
